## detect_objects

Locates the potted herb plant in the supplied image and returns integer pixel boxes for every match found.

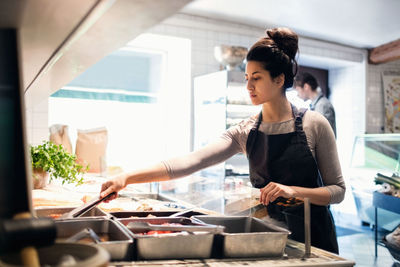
[30,141,87,189]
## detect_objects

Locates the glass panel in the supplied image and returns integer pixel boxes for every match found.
[350,134,400,173]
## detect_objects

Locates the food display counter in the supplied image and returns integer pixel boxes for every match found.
[110,240,355,267]
[27,177,355,266]
[348,134,400,230]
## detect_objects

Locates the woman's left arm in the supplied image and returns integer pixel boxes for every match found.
[311,112,346,204]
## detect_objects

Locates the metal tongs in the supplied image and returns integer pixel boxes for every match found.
[65,228,102,243]
[127,221,225,234]
[59,192,116,219]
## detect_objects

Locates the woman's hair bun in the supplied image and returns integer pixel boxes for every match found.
[266,27,298,59]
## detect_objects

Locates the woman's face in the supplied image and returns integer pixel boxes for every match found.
[245,61,284,105]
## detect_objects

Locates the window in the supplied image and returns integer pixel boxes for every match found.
[49,34,191,176]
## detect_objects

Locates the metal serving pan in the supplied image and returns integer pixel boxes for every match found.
[169,209,208,218]
[35,206,108,219]
[193,215,290,258]
[121,193,179,202]
[110,209,207,219]
[110,211,177,218]
[55,218,134,260]
[118,217,215,260]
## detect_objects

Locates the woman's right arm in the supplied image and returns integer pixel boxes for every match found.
[162,136,241,179]
[100,133,243,200]
[100,162,170,200]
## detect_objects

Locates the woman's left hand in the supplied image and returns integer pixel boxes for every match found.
[259,182,297,205]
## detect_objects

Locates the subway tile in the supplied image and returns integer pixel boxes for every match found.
[206,30,215,40]
[25,109,33,128]
[32,98,49,113]
[26,128,33,145]
[32,128,49,145]
[32,112,48,129]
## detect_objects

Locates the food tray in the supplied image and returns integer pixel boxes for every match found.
[118,217,214,260]
[110,209,207,219]
[110,211,177,218]
[35,206,108,219]
[193,215,290,258]
[169,209,208,218]
[55,218,134,260]
[124,193,179,202]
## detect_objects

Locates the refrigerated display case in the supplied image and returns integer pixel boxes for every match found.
[349,133,400,231]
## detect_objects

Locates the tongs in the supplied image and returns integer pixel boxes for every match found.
[127,221,225,234]
[59,192,116,219]
[65,228,101,243]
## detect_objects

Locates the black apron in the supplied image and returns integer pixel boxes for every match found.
[246,104,338,254]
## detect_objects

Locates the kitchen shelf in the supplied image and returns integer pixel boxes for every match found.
[194,70,256,180]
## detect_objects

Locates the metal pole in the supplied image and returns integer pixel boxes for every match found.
[375,206,378,258]
[303,197,311,258]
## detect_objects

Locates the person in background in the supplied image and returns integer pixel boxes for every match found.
[295,73,336,137]
[100,27,345,254]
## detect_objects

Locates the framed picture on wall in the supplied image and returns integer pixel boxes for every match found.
[382,71,400,133]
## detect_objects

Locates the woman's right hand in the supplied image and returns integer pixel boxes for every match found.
[100,173,128,202]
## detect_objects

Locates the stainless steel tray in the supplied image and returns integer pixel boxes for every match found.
[193,215,290,258]
[110,211,177,218]
[55,218,134,261]
[120,193,179,202]
[35,206,108,219]
[110,209,207,219]
[169,209,208,218]
[118,217,214,260]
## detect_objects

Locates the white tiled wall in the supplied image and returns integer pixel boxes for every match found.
[329,63,366,167]
[26,98,49,147]
[150,13,262,78]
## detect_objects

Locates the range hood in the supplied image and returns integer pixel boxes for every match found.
[1,0,192,109]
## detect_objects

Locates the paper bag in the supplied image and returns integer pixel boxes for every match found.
[75,127,108,173]
[49,124,73,154]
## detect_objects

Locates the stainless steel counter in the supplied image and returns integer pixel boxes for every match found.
[32,179,355,266]
[109,240,355,266]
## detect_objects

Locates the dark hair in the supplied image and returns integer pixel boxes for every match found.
[246,27,298,90]
[294,72,318,91]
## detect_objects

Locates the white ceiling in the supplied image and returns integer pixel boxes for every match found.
[182,0,400,49]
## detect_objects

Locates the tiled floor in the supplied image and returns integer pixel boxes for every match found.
[333,210,399,267]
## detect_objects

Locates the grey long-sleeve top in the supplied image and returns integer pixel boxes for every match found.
[162,110,345,204]
[311,92,336,137]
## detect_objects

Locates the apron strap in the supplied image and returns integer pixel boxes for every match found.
[292,104,307,133]
[253,112,263,130]
[253,105,308,133]
[246,112,263,159]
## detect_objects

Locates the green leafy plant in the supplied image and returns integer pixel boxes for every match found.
[30,141,88,185]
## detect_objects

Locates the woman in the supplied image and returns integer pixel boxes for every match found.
[100,27,345,253]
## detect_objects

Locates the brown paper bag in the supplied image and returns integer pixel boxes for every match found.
[49,124,73,154]
[75,127,108,173]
